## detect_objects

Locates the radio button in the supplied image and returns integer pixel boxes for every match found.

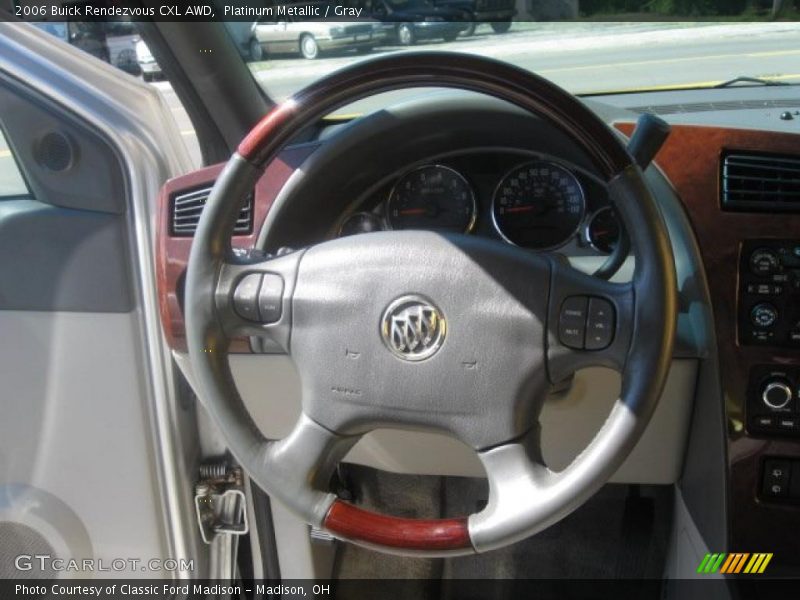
[762,380,793,410]
[558,296,588,350]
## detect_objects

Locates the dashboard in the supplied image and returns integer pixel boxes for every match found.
[336,151,622,256]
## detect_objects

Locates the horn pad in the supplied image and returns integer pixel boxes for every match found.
[289,230,552,449]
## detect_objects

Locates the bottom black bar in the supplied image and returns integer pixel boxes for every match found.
[2,578,799,600]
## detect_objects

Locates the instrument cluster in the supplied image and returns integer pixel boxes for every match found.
[337,152,623,255]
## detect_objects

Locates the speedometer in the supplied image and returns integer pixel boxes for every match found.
[386,165,476,233]
[491,160,586,250]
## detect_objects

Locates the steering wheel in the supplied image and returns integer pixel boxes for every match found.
[185,52,676,556]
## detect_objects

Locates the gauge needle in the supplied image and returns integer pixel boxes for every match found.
[505,205,536,214]
[399,208,428,216]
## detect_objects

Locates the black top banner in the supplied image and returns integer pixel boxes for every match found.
[4,0,798,23]
[10,0,509,22]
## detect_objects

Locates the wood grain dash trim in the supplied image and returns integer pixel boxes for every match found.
[616,121,800,564]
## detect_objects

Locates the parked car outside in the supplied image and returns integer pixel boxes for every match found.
[135,38,162,82]
[223,21,261,61]
[32,21,141,75]
[372,0,469,45]
[32,21,109,62]
[104,22,141,76]
[250,18,387,60]
[432,0,516,36]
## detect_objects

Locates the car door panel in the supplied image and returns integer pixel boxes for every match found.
[0,199,131,311]
[0,23,200,579]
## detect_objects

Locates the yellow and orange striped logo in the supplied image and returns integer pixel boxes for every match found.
[697,552,773,575]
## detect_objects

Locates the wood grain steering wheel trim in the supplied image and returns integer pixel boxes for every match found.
[236,52,632,180]
[324,499,472,551]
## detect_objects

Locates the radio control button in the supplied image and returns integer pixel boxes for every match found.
[762,380,793,410]
[753,415,774,428]
[585,298,615,350]
[558,296,588,350]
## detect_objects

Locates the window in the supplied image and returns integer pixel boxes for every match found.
[0,128,30,198]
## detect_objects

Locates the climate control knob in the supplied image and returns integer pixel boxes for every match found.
[750,248,779,276]
[751,303,778,328]
[762,380,793,410]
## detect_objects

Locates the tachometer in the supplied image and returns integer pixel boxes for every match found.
[386,165,476,233]
[491,160,586,250]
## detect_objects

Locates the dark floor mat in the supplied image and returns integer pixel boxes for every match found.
[443,481,671,580]
[332,465,672,599]
[332,466,444,598]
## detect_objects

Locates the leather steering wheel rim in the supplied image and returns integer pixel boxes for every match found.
[185,52,677,556]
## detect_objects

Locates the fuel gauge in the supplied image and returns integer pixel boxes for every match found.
[338,212,384,237]
[584,207,621,254]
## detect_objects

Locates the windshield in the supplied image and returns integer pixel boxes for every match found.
[385,0,430,9]
[237,14,800,103]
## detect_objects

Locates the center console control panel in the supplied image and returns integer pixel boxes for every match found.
[739,240,800,347]
[748,365,800,437]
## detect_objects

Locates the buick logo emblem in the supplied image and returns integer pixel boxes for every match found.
[381,295,446,361]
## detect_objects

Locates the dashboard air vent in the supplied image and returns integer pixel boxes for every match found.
[721,152,800,212]
[171,187,253,236]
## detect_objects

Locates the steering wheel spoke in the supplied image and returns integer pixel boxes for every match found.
[471,392,651,553]
[470,428,554,552]
[259,412,359,526]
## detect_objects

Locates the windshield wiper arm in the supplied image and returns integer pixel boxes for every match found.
[714,76,790,88]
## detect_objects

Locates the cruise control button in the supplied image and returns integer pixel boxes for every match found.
[559,296,587,350]
[233,273,262,321]
[585,297,615,350]
[762,459,791,498]
[258,273,284,323]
